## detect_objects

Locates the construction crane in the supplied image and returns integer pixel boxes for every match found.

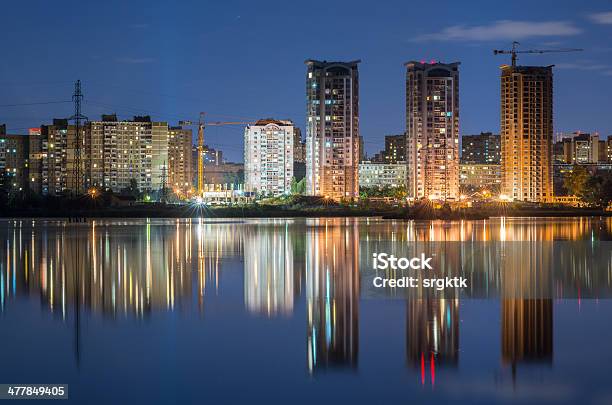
[493,41,583,67]
[179,112,255,196]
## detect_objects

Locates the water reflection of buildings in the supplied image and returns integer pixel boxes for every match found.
[0,219,242,317]
[499,224,554,377]
[243,222,300,316]
[306,219,360,373]
[502,299,553,367]
[406,299,459,385]
[1,217,611,378]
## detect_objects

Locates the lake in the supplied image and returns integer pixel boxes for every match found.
[1,217,611,404]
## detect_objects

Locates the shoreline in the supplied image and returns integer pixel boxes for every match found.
[1,205,611,220]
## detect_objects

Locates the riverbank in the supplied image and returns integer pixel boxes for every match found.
[2,203,611,219]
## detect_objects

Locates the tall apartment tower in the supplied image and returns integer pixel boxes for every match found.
[168,126,193,192]
[244,119,294,196]
[40,119,86,195]
[89,115,168,192]
[305,60,360,200]
[405,61,460,201]
[500,65,553,202]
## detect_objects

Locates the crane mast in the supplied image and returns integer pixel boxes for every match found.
[197,113,204,196]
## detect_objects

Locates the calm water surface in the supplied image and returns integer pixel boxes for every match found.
[1,217,611,404]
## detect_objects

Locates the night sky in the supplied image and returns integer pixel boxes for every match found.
[1,0,611,161]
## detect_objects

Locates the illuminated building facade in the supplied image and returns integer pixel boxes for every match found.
[500,65,553,202]
[305,60,360,200]
[293,127,306,181]
[293,127,305,163]
[383,134,406,163]
[88,115,169,192]
[461,132,500,164]
[27,128,43,194]
[168,126,193,193]
[556,132,608,164]
[405,61,460,201]
[459,163,502,192]
[358,161,407,189]
[40,119,86,195]
[0,132,29,190]
[244,119,294,196]
[373,134,407,163]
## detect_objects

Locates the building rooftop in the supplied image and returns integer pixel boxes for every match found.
[404,60,460,69]
[252,118,293,127]
[304,59,361,67]
[500,64,554,73]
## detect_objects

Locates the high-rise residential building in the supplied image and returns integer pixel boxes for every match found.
[405,61,460,201]
[27,128,43,194]
[39,119,86,195]
[305,59,360,200]
[293,127,307,181]
[358,161,407,189]
[383,134,406,163]
[168,126,193,192]
[244,119,294,196]
[293,127,305,163]
[461,132,500,164]
[0,132,29,190]
[500,65,553,202]
[358,135,366,162]
[88,115,168,192]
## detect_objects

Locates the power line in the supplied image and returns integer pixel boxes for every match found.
[85,99,260,125]
[0,100,72,107]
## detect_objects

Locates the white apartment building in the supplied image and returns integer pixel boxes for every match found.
[244,119,294,196]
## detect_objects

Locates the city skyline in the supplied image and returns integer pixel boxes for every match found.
[3,3,612,403]
[2,1,612,162]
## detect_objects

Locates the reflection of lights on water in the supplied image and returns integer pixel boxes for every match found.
[2,218,612,321]
[500,217,506,241]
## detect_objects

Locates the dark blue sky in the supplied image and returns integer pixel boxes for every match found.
[1,0,611,161]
